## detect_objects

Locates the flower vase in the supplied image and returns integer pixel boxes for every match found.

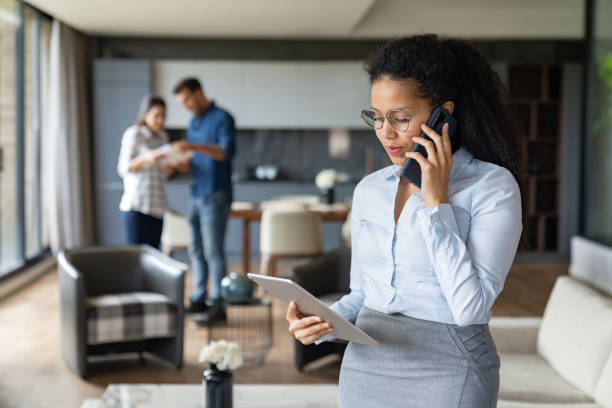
[321,187,335,204]
[203,363,233,408]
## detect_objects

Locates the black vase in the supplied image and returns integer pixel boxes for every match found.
[321,188,335,204]
[203,364,233,408]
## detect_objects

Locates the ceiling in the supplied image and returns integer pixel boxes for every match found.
[25,0,585,39]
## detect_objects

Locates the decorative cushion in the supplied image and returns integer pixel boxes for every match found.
[499,353,593,404]
[537,276,612,397]
[86,292,176,345]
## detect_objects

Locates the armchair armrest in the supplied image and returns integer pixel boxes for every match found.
[489,317,542,354]
[57,251,87,377]
[140,247,187,308]
[292,248,350,297]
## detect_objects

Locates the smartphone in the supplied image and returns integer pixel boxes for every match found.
[400,106,457,188]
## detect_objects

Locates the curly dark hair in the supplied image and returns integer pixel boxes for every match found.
[366,34,526,246]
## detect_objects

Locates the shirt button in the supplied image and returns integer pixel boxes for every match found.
[432,215,440,222]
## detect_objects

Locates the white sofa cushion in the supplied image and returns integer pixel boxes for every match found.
[594,349,612,408]
[537,276,612,397]
[490,317,541,354]
[499,353,594,404]
[570,236,612,296]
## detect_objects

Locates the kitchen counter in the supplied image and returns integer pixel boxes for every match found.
[167,173,358,185]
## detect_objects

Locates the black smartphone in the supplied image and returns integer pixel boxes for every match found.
[400,107,457,188]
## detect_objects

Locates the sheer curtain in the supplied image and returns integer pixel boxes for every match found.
[43,20,93,253]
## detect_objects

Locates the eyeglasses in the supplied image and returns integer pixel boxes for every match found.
[360,105,439,132]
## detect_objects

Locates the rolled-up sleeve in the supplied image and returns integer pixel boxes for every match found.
[217,114,236,161]
[117,128,138,178]
[416,168,522,327]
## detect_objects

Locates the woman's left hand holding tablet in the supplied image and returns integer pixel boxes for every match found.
[405,123,453,207]
[286,301,333,345]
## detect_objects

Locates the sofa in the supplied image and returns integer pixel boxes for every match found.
[491,236,612,408]
[58,245,187,378]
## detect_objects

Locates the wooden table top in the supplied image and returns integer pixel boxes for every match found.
[229,201,350,221]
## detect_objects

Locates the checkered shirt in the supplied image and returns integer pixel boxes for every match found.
[117,125,169,218]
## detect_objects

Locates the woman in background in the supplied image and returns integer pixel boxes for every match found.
[117,95,173,248]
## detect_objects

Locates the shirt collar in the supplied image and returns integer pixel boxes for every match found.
[196,100,215,118]
[139,125,154,138]
[449,146,474,182]
[383,146,474,183]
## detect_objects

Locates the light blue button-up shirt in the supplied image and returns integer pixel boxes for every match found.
[330,147,522,329]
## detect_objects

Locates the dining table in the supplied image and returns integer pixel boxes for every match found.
[229,201,351,274]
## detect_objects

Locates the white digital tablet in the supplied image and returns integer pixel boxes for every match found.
[247,273,379,346]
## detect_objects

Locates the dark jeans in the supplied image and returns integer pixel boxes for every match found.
[121,210,163,249]
[187,191,232,304]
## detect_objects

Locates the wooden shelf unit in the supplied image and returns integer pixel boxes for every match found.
[508,64,563,252]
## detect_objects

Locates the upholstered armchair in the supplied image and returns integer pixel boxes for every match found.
[58,245,187,378]
[291,247,351,371]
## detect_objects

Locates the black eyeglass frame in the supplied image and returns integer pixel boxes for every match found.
[360,103,442,132]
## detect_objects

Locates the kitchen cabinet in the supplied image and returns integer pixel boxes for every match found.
[93,59,152,245]
[153,60,370,129]
[93,58,360,253]
[154,61,244,129]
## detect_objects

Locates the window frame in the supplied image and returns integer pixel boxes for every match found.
[0,1,51,279]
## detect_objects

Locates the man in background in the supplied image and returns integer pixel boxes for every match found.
[173,78,236,324]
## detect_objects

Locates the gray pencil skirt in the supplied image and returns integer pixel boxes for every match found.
[339,307,500,408]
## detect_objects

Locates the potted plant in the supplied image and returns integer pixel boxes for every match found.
[199,340,243,408]
[315,169,338,204]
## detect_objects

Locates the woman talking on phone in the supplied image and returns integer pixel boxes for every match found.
[287,35,524,407]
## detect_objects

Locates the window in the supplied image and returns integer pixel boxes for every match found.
[0,0,20,274]
[0,2,50,276]
[583,0,612,245]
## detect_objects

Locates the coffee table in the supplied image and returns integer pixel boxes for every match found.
[81,383,339,407]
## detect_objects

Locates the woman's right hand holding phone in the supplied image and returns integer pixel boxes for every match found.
[286,301,333,345]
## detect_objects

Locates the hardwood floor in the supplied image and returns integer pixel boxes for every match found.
[0,258,568,408]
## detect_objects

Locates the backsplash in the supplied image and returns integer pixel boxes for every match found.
[167,128,392,182]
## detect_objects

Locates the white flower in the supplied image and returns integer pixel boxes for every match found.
[315,169,338,190]
[198,340,244,371]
